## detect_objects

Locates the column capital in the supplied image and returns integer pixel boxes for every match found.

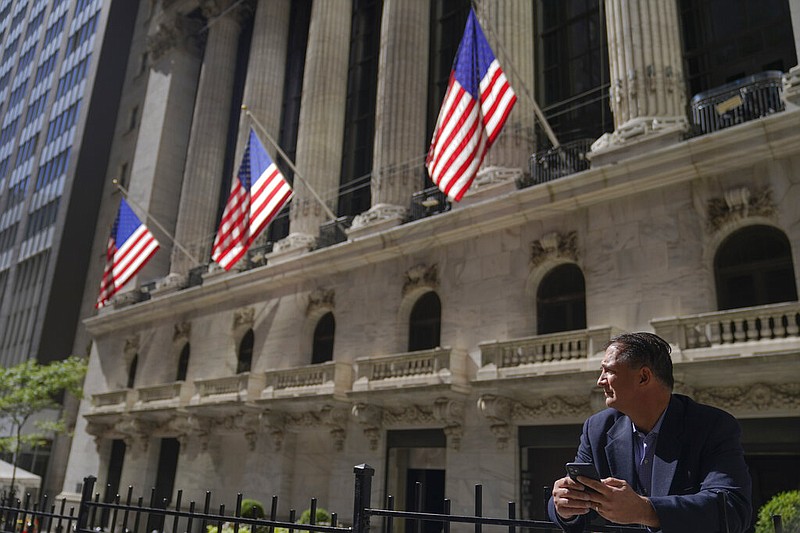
[200,0,254,26]
[147,13,205,63]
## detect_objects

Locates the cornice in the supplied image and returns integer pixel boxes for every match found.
[84,109,800,335]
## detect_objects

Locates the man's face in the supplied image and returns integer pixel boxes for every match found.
[597,343,641,413]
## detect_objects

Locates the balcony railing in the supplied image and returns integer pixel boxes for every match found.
[135,382,192,408]
[91,389,134,411]
[261,361,352,399]
[192,372,265,404]
[651,301,800,351]
[523,138,593,187]
[477,327,621,379]
[353,347,465,391]
[409,186,451,221]
[689,70,785,136]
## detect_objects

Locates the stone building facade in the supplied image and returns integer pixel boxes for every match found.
[62,0,800,526]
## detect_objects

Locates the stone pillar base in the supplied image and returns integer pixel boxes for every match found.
[347,204,407,239]
[458,167,522,206]
[588,117,688,166]
[783,65,800,107]
[268,232,317,264]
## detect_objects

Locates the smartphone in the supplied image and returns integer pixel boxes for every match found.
[565,462,601,483]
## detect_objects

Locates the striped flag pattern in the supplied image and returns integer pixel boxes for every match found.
[427,8,517,202]
[212,129,293,270]
[96,198,160,309]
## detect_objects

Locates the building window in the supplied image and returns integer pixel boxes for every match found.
[338,0,383,217]
[408,292,441,352]
[679,0,797,97]
[537,263,586,335]
[534,0,611,143]
[127,355,138,389]
[236,329,254,374]
[311,312,335,364]
[714,225,797,310]
[176,343,189,381]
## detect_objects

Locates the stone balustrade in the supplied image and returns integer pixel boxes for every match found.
[135,382,192,408]
[192,372,265,404]
[651,301,800,351]
[261,362,352,399]
[476,327,621,380]
[352,347,466,391]
[91,389,134,411]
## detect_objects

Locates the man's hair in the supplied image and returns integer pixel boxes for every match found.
[606,332,674,390]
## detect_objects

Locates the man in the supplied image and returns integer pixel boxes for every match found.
[548,332,752,532]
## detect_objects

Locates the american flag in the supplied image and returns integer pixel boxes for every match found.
[212,129,293,270]
[96,198,160,309]
[427,8,517,202]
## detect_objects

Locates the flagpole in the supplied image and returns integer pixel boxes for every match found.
[112,180,202,268]
[472,3,560,148]
[242,106,340,224]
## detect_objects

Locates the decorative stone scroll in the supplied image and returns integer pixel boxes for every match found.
[146,14,204,63]
[173,322,191,343]
[307,288,335,317]
[352,403,383,451]
[530,231,578,268]
[403,264,438,296]
[432,398,464,450]
[233,307,255,330]
[477,394,514,450]
[706,186,775,232]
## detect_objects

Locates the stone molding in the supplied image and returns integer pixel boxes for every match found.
[354,397,465,450]
[349,203,407,232]
[590,116,688,154]
[530,231,578,268]
[783,65,800,106]
[706,186,775,232]
[403,264,438,296]
[679,382,800,413]
[307,288,335,317]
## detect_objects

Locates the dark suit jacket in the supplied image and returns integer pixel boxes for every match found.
[548,394,752,533]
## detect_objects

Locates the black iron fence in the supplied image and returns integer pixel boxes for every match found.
[524,139,593,188]
[0,465,782,533]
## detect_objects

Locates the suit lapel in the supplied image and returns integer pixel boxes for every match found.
[605,415,636,484]
[651,395,684,497]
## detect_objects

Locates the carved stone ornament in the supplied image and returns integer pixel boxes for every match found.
[173,322,191,342]
[692,383,800,413]
[352,403,383,451]
[146,14,204,63]
[403,264,438,296]
[433,398,464,450]
[510,395,591,421]
[285,406,348,451]
[260,411,286,452]
[477,394,514,450]
[199,0,253,27]
[351,203,408,228]
[706,186,775,232]
[233,307,255,330]
[307,288,335,317]
[382,404,436,426]
[124,335,140,355]
[530,231,579,268]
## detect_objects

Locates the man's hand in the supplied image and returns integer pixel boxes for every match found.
[580,477,660,528]
[551,476,594,520]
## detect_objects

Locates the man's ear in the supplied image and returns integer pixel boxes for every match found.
[639,366,651,385]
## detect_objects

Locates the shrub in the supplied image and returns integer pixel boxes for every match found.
[241,499,266,519]
[298,508,331,526]
[755,490,800,533]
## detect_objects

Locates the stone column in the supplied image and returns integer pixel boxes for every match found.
[474,1,535,193]
[590,0,687,164]
[782,0,800,106]
[348,0,429,237]
[275,0,352,254]
[235,0,291,158]
[169,0,245,278]
[126,11,203,282]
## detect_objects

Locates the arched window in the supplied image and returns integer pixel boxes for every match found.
[127,355,138,389]
[715,225,797,310]
[537,264,587,335]
[237,329,254,374]
[176,343,190,381]
[408,292,441,352]
[311,312,335,364]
